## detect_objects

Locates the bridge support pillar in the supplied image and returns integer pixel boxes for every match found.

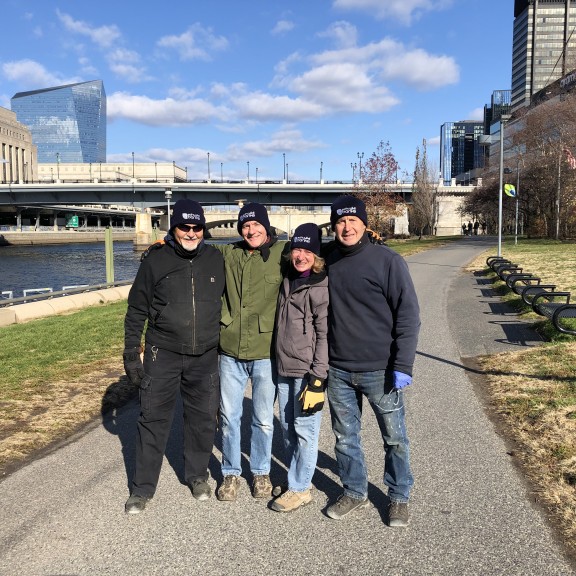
[134,212,154,250]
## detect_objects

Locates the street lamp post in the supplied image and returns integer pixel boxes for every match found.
[357,152,364,181]
[286,163,289,183]
[207,152,211,182]
[247,161,250,183]
[283,153,286,182]
[256,167,259,183]
[320,161,323,183]
[350,162,357,183]
[165,188,172,229]
[497,114,511,257]
[89,162,92,182]
[56,152,60,181]
[221,162,223,183]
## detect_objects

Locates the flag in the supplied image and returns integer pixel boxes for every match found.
[504,183,516,197]
[564,147,576,169]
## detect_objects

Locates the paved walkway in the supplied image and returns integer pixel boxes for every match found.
[0,237,574,576]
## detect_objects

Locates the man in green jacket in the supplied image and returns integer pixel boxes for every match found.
[216,203,289,501]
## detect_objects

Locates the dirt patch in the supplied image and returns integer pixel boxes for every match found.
[0,360,137,480]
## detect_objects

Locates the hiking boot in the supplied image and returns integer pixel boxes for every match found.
[388,501,409,527]
[217,475,240,501]
[326,494,369,520]
[270,489,312,513]
[125,494,151,514]
[252,474,272,499]
[190,479,211,501]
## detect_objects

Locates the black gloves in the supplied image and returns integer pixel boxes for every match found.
[299,375,326,415]
[123,347,144,386]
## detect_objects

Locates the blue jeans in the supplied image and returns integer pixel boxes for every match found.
[219,354,277,476]
[327,366,413,502]
[277,377,322,492]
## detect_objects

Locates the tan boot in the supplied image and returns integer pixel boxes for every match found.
[251,474,272,498]
[217,475,240,501]
[270,489,312,512]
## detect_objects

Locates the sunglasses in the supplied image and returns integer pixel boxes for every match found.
[176,223,203,233]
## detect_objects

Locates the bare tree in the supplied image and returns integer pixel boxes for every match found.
[410,139,440,238]
[352,140,404,235]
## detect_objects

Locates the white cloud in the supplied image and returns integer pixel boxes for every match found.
[232,92,326,121]
[427,135,440,146]
[380,48,459,89]
[56,10,121,49]
[318,21,358,48]
[467,107,484,121]
[271,20,295,35]
[310,38,459,90]
[157,24,229,61]
[2,59,81,90]
[226,129,324,162]
[106,48,152,83]
[107,92,230,126]
[289,63,399,112]
[332,0,452,25]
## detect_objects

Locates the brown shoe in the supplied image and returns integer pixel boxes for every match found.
[217,475,240,501]
[252,474,272,498]
[270,489,312,512]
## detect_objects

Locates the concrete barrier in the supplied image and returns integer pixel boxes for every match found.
[0,285,132,327]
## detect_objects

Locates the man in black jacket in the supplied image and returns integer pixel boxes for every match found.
[123,199,225,514]
[324,195,420,527]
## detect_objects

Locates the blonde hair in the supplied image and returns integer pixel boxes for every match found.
[284,251,325,273]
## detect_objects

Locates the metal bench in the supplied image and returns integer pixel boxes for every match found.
[551,303,576,336]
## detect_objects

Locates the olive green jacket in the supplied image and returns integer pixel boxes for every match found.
[216,239,289,360]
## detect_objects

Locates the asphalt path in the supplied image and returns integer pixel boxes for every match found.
[0,236,574,576]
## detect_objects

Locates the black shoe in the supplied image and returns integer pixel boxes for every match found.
[191,479,212,501]
[388,501,409,527]
[326,494,369,520]
[125,494,150,514]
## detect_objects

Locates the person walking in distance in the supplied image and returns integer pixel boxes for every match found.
[215,203,290,501]
[123,199,225,514]
[270,223,328,513]
[323,195,420,527]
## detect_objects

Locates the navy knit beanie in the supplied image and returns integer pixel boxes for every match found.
[330,195,368,229]
[290,223,321,255]
[237,202,271,235]
[170,199,206,230]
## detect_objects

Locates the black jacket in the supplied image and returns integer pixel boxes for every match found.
[125,240,225,355]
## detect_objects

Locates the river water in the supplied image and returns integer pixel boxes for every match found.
[0,242,143,298]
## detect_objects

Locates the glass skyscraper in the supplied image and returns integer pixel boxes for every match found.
[11,80,106,163]
[440,121,484,185]
[512,0,576,110]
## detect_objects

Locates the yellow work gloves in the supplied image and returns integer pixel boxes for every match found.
[299,375,326,415]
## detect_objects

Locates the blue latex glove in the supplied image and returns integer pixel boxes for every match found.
[393,371,412,390]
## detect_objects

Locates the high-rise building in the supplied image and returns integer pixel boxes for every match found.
[440,121,484,185]
[512,0,576,111]
[11,80,106,164]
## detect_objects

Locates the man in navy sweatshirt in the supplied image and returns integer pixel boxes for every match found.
[324,195,420,527]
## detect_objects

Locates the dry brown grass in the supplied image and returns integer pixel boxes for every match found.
[0,358,135,478]
[468,241,576,560]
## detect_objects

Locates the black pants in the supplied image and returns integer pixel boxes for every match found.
[131,345,220,498]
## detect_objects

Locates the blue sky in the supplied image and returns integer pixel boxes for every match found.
[0,0,513,182]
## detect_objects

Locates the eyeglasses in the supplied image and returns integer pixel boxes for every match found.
[176,223,203,233]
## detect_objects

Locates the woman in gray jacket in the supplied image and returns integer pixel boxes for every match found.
[271,223,329,513]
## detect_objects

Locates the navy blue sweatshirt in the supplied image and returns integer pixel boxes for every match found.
[325,238,420,375]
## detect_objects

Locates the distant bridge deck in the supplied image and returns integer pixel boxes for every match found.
[0,180,474,208]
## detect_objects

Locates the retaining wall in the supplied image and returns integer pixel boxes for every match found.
[0,285,132,327]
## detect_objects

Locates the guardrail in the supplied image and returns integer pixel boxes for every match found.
[0,280,133,308]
